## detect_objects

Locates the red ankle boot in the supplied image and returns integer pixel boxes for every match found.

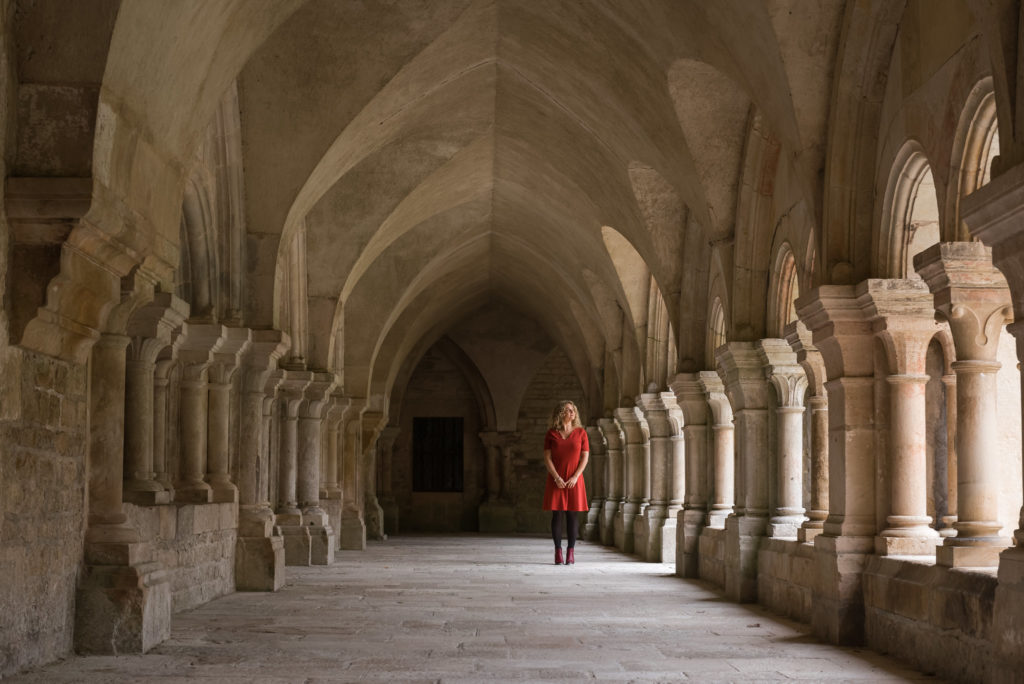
[554,547,564,565]
[566,548,575,565]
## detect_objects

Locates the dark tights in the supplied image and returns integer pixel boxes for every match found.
[551,511,579,549]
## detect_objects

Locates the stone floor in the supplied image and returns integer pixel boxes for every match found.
[11,535,943,683]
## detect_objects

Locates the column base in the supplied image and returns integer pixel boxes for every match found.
[614,504,639,553]
[74,558,171,654]
[324,499,343,548]
[599,501,619,546]
[175,482,213,504]
[766,515,804,539]
[123,488,172,506]
[279,524,312,566]
[365,498,385,541]
[811,534,874,645]
[210,484,239,504]
[724,515,766,603]
[798,521,824,543]
[706,506,731,529]
[381,496,400,536]
[875,533,941,556]
[340,512,366,550]
[678,508,705,578]
[479,501,516,533]
[235,534,285,591]
[936,538,1011,567]
[308,525,336,565]
[991,547,1024,683]
[584,500,603,542]
[634,507,670,562]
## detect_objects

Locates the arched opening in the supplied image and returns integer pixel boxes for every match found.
[707,296,726,367]
[878,145,941,279]
[768,244,801,338]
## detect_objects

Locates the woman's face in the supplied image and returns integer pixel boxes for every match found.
[562,403,576,423]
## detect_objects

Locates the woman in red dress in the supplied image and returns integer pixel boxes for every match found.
[543,400,589,565]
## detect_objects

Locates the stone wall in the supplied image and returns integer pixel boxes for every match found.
[0,348,88,677]
[863,556,996,683]
[698,527,727,589]
[514,347,585,533]
[125,502,238,613]
[757,538,815,623]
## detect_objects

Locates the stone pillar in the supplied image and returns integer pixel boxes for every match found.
[760,340,808,539]
[584,425,607,542]
[205,327,251,503]
[152,357,175,496]
[861,280,943,555]
[361,409,387,541]
[321,394,350,547]
[717,342,771,603]
[75,333,171,654]
[235,330,289,591]
[340,399,367,550]
[298,372,338,563]
[275,371,312,565]
[377,425,400,535]
[174,323,227,503]
[637,392,684,562]
[797,283,880,645]
[939,373,958,537]
[916,242,1013,567]
[785,321,829,543]
[478,430,515,532]
[613,406,649,554]
[699,371,735,529]
[961,163,1024,682]
[671,373,709,577]
[123,294,188,505]
[598,417,624,546]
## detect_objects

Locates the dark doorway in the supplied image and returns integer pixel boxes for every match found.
[413,417,464,492]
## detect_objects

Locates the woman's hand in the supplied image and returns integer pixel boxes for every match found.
[554,475,567,489]
[565,475,578,489]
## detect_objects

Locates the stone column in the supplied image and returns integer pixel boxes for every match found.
[699,371,735,529]
[760,340,808,539]
[174,323,227,503]
[321,394,350,545]
[361,409,388,540]
[939,373,958,537]
[598,417,624,546]
[205,327,251,503]
[123,294,188,505]
[717,342,771,603]
[152,357,175,495]
[478,430,515,532]
[637,392,684,562]
[340,399,367,550]
[377,425,400,535]
[275,371,312,565]
[235,330,288,591]
[861,280,943,555]
[786,321,829,543]
[671,373,709,578]
[797,283,881,645]
[916,242,1013,567]
[613,406,649,554]
[584,425,607,542]
[298,372,338,563]
[961,162,1024,681]
[75,332,171,654]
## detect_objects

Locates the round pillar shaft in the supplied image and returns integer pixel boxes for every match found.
[882,375,935,536]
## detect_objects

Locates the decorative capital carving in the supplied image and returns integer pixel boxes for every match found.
[613,406,648,443]
[597,417,624,451]
[697,370,733,426]
[638,391,683,436]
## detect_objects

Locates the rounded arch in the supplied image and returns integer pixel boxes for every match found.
[706,295,727,369]
[767,242,801,339]
[876,141,941,279]
[948,77,1000,241]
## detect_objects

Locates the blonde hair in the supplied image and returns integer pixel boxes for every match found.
[549,400,583,430]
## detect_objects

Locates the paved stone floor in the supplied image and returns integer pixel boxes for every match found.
[11,535,943,683]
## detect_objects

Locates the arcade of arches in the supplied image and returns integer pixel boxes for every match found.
[7,1,1024,682]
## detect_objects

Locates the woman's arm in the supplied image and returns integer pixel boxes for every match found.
[566,451,588,488]
[544,449,566,488]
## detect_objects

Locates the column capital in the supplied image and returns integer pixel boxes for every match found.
[756,338,807,408]
[670,373,709,427]
[176,321,228,380]
[301,371,338,419]
[784,320,827,397]
[125,292,189,364]
[858,277,939,375]
[242,329,290,393]
[796,284,874,379]
[638,392,683,437]
[697,370,733,426]
[585,425,606,455]
[274,369,313,415]
[208,326,252,385]
[716,341,770,410]
[613,406,648,443]
[915,241,1012,361]
[597,417,624,450]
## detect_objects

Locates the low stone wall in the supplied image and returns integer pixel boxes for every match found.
[126,502,238,613]
[757,538,815,623]
[698,527,727,589]
[863,556,996,683]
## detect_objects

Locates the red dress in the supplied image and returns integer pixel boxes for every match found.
[542,427,589,511]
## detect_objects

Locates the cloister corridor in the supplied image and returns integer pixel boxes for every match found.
[9,535,941,683]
